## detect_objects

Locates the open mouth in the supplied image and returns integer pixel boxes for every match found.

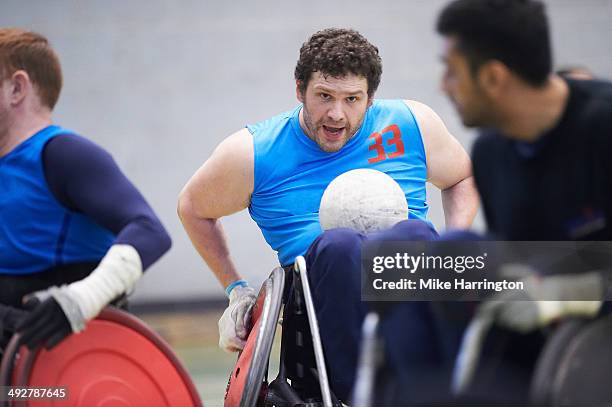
[322,125,345,139]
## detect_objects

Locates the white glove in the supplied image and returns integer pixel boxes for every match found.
[478,271,604,333]
[218,285,257,353]
[16,244,142,350]
[68,244,142,329]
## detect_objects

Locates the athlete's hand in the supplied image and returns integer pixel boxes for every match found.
[0,305,28,337]
[16,287,81,350]
[477,271,603,333]
[218,285,257,353]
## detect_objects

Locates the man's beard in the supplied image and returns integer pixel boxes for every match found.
[302,105,364,153]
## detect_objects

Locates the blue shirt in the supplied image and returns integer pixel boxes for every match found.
[247,99,430,266]
[0,126,116,274]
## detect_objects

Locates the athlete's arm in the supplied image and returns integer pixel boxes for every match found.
[43,134,172,269]
[405,100,478,229]
[17,135,172,351]
[177,128,254,289]
[179,128,256,353]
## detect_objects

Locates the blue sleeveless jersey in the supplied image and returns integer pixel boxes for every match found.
[247,99,430,266]
[0,125,115,275]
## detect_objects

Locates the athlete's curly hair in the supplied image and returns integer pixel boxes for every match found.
[294,28,382,98]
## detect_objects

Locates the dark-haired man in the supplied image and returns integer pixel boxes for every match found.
[437,0,612,241]
[0,28,172,350]
[179,28,478,399]
[435,0,612,398]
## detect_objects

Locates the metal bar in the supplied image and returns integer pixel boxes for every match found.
[451,314,493,394]
[294,256,333,407]
[352,312,380,407]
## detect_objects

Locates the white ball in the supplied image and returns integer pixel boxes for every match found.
[319,169,409,234]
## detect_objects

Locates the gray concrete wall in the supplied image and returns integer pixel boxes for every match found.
[3,0,611,302]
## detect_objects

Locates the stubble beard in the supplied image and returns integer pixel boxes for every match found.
[302,104,364,153]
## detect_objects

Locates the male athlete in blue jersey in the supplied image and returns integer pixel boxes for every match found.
[0,28,171,351]
[179,28,478,399]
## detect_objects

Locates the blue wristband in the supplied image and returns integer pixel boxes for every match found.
[225,279,248,297]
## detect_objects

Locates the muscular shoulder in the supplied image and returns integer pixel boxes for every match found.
[402,100,453,145]
[209,128,254,194]
[403,99,441,122]
[215,127,253,159]
[180,128,254,219]
[403,100,472,188]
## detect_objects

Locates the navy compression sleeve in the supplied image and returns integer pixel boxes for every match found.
[42,134,171,270]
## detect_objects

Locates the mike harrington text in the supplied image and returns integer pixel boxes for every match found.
[372,278,524,292]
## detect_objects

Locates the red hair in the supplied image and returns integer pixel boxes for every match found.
[0,28,62,109]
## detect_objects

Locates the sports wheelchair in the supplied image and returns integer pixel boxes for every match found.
[224,256,343,407]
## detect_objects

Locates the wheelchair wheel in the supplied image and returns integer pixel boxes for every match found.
[0,307,202,407]
[224,267,285,407]
[530,314,612,407]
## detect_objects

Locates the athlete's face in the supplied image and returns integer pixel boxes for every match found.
[440,37,492,128]
[297,72,371,153]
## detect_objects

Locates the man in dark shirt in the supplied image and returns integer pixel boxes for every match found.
[432,0,611,398]
[0,28,172,350]
[436,0,612,243]
[473,78,612,241]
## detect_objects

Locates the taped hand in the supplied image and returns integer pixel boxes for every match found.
[218,285,257,353]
